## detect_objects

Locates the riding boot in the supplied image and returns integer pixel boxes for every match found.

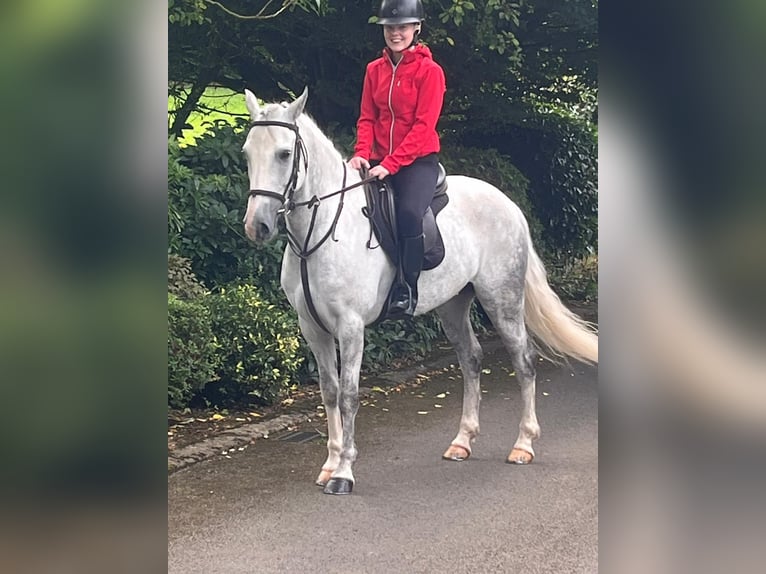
[389,234,424,316]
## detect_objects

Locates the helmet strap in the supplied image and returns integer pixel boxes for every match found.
[411,25,421,47]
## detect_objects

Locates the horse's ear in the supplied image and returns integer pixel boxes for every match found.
[286,87,308,121]
[244,89,261,120]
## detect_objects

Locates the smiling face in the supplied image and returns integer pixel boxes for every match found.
[383,23,419,54]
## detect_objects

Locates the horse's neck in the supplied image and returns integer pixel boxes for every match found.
[285,120,363,243]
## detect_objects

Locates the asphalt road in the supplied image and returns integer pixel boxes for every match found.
[168,344,598,573]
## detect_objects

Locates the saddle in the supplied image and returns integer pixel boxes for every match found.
[362,163,450,272]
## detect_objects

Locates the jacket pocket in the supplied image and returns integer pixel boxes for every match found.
[392,77,418,117]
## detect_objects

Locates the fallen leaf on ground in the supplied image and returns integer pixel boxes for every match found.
[248,412,263,418]
[210,414,225,421]
[417,411,429,415]
[434,404,443,408]
[435,392,447,398]
[482,368,492,374]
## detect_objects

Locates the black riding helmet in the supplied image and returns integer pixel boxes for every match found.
[376,0,425,25]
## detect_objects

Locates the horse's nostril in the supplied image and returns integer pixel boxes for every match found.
[259,223,270,238]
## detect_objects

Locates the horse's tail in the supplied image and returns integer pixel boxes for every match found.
[523,238,598,365]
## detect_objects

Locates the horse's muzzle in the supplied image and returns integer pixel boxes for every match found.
[244,218,276,244]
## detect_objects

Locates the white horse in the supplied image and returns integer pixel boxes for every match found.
[242,88,598,495]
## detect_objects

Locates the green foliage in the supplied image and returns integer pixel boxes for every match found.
[521,108,598,257]
[364,315,442,370]
[168,293,220,409]
[547,254,598,302]
[168,253,208,300]
[435,0,522,60]
[206,284,303,406]
[169,124,278,288]
[168,0,208,26]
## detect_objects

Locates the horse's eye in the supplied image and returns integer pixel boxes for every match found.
[278,149,292,161]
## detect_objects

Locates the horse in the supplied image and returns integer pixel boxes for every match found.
[242,88,598,495]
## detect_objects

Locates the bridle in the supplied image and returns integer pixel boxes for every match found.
[246,119,377,333]
[247,120,308,212]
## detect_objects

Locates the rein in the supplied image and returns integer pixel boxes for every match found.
[247,119,377,333]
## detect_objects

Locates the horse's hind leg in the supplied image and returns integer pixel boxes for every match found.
[436,286,483,462]
[475,287,540,464]
[299,317,342,487]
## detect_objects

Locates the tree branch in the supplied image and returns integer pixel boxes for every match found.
[169,74,214,137]
[203,0,294,20]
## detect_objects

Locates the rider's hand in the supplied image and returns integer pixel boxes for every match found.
[348,156,370,170]
[369,165,390,180]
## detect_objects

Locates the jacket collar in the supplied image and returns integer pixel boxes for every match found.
[383,43,433,65]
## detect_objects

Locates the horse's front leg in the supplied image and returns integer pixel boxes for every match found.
[323,316,365,495]
[298,317,341,487]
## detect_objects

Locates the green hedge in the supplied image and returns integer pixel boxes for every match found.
[168,253,208,300]
[168,294,219,409]
[205,284,303,406]
[529,111,598,258]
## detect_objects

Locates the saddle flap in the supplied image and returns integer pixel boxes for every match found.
[362,163,450,271]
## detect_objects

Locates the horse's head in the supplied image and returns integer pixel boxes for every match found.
[242,88,309,243]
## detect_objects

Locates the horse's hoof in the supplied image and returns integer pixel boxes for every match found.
[506,448,534,465]
[323,478,354,495]
[442,444,471,462]
[315,469,334,487]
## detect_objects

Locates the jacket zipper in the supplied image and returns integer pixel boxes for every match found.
[387,58,401,155]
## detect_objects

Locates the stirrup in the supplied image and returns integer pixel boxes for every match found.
[388,287,416,316]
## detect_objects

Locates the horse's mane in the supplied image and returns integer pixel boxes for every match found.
[257,102,345,163]
[298,113,345,162]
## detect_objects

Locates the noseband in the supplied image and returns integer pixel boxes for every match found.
[247,120,308,212]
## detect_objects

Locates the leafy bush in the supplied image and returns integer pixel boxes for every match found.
[168,127,292,306]
[547,254,598,303]
[364,315,440,371]
[533,111,598,258]
[168,294,220,409]
[168,127,259,288]
[168,253,208,300]
[206,284,303,406]
[504,107,598,259]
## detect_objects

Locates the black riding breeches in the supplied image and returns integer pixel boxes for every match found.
[388,153,439,238]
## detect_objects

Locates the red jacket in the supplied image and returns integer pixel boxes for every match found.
[353,44,446,175]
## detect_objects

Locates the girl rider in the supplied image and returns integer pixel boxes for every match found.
[348,0,446,316]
